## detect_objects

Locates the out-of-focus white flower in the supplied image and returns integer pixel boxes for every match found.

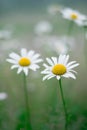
[0,30,12,40]
[54,42,68,54]
[6,48,43,76]
[33,35,75,55]
[47,36,75,54]
[0,92,8,100]
[34,21,52,35]
[61,8,87,26]
[41,55,79,80]
[47,5,63,15]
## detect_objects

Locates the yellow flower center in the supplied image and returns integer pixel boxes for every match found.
[52,64,66,75]
[71,13,78,19]
[19,57,31,66]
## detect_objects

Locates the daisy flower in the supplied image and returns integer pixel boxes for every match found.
[6,48,43,76]
[60,8,86,26]
[0,92,8,100]
[34,21,52,35]
[41,55,79,80]
[47,5,62,15]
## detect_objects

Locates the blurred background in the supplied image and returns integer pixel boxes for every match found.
[0,0,87,130]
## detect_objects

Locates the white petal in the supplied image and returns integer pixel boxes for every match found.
[68,63,79,69]
[41,70,51,74]
[23,68,28,76]
[69,73,76,79]
[11,65,19,69]
[17,67,22,74]
[43,63,50,68]
[58,55,66,64]
[56,76,60,80]
[6,59,18,64]
[78,14,86,20]
[46,58,54,66]
[67,61,76,67]
[61,55,66,64]
[9,53,20,60]
[61,8,72,18]
[42,74,53,81]
[75,20,83,26]
[47,75,55,80]
[69,69,77,74]
[63,55,69,65]
[29,64,40,71]
[62,73,69,78]
[58,54,63,63]
[31,54,40,60]
[63,72,76,79]
[51,57,58,64]
[21,48,27,57]
[28,50,35,57]
[33,59,43,63]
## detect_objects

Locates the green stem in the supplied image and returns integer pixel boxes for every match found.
[67,20,74,36]
[23,72,32,130]
[83,27,87,65]
[66,20,74,50]
[59,78,68,130]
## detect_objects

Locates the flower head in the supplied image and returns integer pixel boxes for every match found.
[0,92,8,100]
[0,30,12,40]
[7,48,43,76]
[34,21,52,35]
[41,55,79,80]
[47,36,69,54]
[47,5,62,15]
[61,8,86,26]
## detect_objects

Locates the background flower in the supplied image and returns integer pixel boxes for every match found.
[0,92,8,100]
[34,21,53,35]
[47,4,63,15]
[61,8,86,26]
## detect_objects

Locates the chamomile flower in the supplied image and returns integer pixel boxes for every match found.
[61,8,86,26]
[41,55,79,80]
[47,5,62,15]
[34,21,52,35]
[0,92,8,100]
[6,48,43,76]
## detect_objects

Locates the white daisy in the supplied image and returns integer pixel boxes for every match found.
[34,21,52,35]
[6,48,43,76]
[47,36,69,54]
[0,30,12,40]
[0,92,8,100]
[47,5,62,15]
[41,55,79,80]
[60,8,87,26]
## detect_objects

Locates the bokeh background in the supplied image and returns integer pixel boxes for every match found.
[0,0,87,130]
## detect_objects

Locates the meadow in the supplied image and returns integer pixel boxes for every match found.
[0,2,87,130]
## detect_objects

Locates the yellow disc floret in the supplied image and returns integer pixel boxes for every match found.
[19,57,31,66]
[71,13,78,19]
[52,64,66,75]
